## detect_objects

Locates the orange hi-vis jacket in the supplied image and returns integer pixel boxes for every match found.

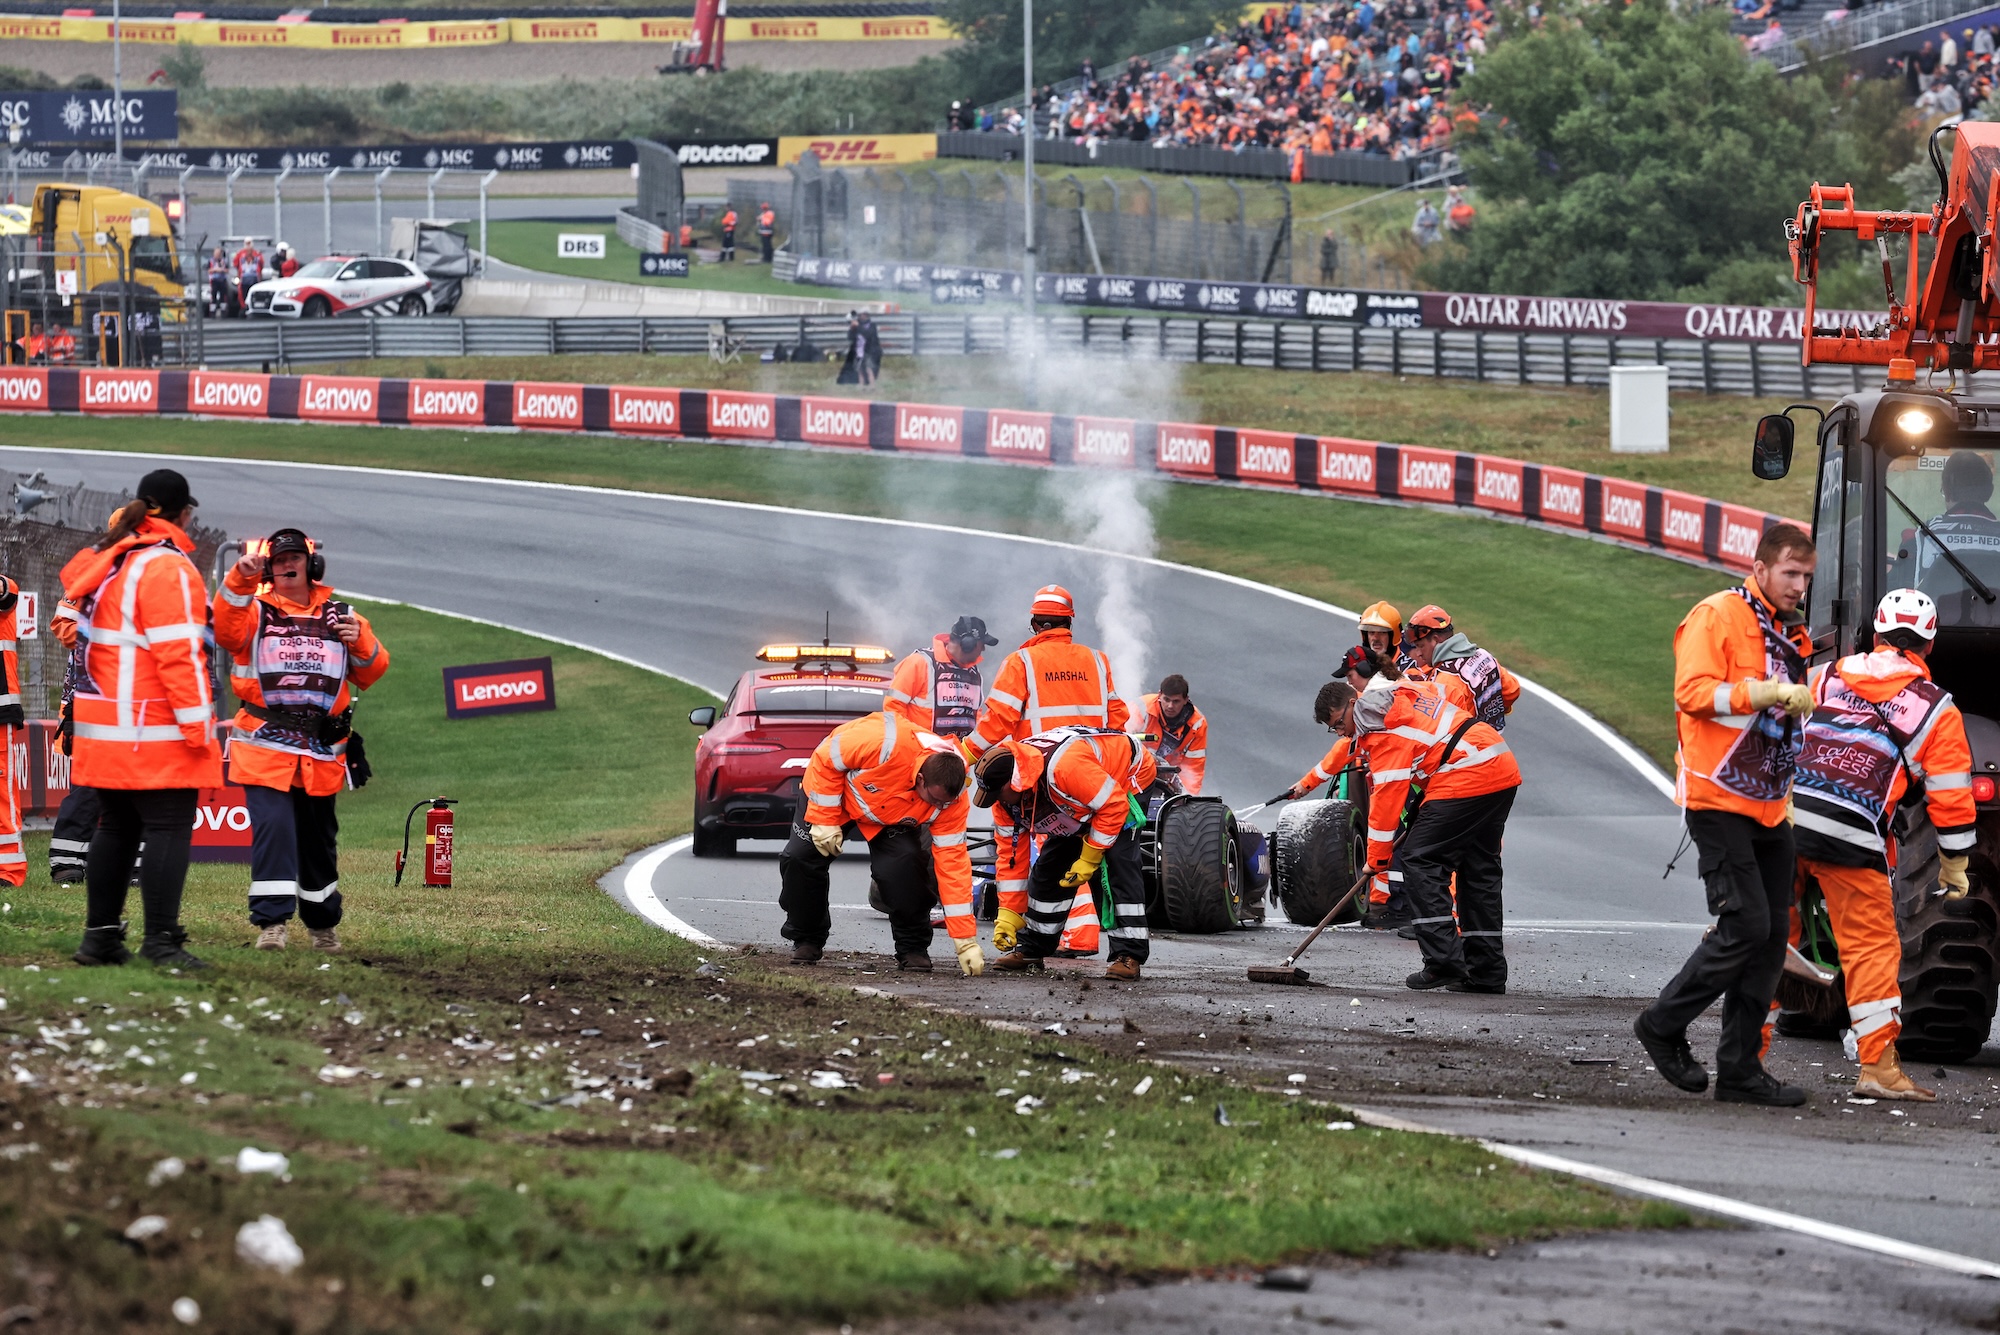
[1293,735,1355,797]
[1403,664,1476,716]
[990,726,1158,853]
[1793,648,1977,869]
[0,575,21,728]
[0,577,21,883]
[1357,680,1520,868]
[1138,692,1208,794]
[803,711,975,940]
[965,627,1128,760]
[886,634,983,738]
[213,569,389,797]
[1673,578,1812,825]
[59,518,223,791]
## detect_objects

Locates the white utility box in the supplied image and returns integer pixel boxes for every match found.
[1609,364,1670,454]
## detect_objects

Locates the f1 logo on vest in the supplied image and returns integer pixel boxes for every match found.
[442,656,558,720]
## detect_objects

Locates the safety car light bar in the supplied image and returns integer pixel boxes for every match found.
[756,643,893,664]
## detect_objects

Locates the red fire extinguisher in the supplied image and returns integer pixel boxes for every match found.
[395,797,457,887]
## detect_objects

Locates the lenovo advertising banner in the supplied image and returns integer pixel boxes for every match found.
[444,657,557,720]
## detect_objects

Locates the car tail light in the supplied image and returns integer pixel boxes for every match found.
[1975,775,1998,805]
[712,742,782,755]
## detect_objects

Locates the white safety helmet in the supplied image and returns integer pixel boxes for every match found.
[1873,588,1939,642]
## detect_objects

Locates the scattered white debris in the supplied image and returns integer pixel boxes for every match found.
[990,1148,1019,1160]
[738,1071,780,1083]
[1013,1095,1044,1116]
[234,1148,289,1176]
[481,1274,495,1289]
[148,1157,186,1186]
[317,1065,365,1083]
[1060,1069,1084,1084]
[1325,1121,1357,1131]
[178,1072,198,1086]
[342,1011,364,1026]
[807,1071,851,1090]
[1131,1076,1154,1096]
[1287,1073,1307,1084]
[1042,1023,1068,1036]
[236,1215,304,1273]
[171,1297,201,1326]
[1848,1097,1879,1106]
[1348,998,1361,1007]
[124,1215,169,1241]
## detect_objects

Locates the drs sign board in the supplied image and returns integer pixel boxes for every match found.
[443,656,558,720]
[558,233,606,259]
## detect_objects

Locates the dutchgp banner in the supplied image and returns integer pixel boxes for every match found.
[141,139,633,173]
[0,89,174,144]
[0,367,1799,575]
[790,257,1883,343]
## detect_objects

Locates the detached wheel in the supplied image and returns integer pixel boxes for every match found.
[1894,815,1997,1063]
[690,824,735,858]
[1156,796,1241,934]
[301,295,332,319]
[398,293,427,317]
[1271,799,1362,927]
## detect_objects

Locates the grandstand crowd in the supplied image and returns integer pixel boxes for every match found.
[975,0,1482,158]
[1901,24,2000,124]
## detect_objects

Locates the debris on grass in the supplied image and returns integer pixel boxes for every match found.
[234,1147,290,1176]
[123,1215,169,1241]
[148,1157,186,1186]
[235,1215,304,1274]
[1260,1266,1314,1291]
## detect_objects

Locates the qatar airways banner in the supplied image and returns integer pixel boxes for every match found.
[791,255,1883,342]
[0,368,1798,574]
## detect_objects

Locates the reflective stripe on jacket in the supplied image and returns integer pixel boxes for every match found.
[802,711,975,939]
[886,635,982,738]
[965,627,1129,758]
[1294,735,1354,797]
[1793,649,1977,869]
[1357,680,1519,867]
[0,576,21,727]
[59,519,223,791]
[1139,692,1208,794]
[1672,578,1812,826]
[990,726,1157,851]
[213,568,389,796]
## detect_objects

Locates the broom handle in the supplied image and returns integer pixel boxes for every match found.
[1280,869,1373,968]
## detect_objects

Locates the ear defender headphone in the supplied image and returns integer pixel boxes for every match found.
[263,528,325,583]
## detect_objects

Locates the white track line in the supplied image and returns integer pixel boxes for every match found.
[0,443,1677,800]
[1351,1107,2000,1280]
[618,837,724,948]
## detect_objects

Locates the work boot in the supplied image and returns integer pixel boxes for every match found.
[72,922,130,967]
[307,927,342,954]
[1405,966,1464,991]
[1715,1069,1807,1107]
[1367,904,1414,932]
[255,922,289,951]
[790,942,824,966]
[989,950,1045,974]
[896,952,934,973]
[140,927,209,972]
[1855,1043,1937,1102]
[51,866,84,886]
[1447,978,1505,995]
[1105,956,1141,982]
[1632,1013,1708,1093]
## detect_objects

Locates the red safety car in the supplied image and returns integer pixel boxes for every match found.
[687,640,895,857]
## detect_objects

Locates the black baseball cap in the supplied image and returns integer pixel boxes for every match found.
[137,468,196,515]
[267,528,311,559]
[951,615,999,650]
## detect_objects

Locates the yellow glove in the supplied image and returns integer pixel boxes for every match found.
[1941,853,1971,900]
[1745,678,1814,718]
[1059,843,1106,889]
[809,823,845,859]
[957,737,981,765]
[954,936,985,976]
[993,907,1025,952]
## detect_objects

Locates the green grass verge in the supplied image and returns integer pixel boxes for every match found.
[0,413,1726,764]
[0,599,1678,1331]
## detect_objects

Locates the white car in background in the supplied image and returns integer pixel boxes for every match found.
[246,255,433,318]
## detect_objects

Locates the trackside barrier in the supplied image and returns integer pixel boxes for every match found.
[0,366,1802,574]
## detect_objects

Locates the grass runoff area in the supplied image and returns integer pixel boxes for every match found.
[0,398,1730,766]
[0,603,1676,1332]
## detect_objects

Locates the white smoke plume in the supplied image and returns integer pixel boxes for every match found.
[1051,468,1156,707]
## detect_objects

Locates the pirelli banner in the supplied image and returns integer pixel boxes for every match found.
[0,367,1797,575]
[0,12,955,48]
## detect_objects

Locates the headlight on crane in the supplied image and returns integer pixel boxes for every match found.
[1896,408,1937,436]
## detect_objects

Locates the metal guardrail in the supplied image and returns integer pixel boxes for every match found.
[1758,0,1997,69]
[936,131,1445,189]
[169,313,1873,399]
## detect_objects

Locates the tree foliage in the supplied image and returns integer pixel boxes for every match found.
[1427,0,1918,304]
[939,0,1244,107]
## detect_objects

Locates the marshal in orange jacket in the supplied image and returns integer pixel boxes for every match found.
[1292,735,1355,798]
[213,566,389,797]
[964,627,1128,759]
[1673,577,1813,826]
[1356,679,1520,868]
[803,711,975,940]
[1138,691,1207,794]
[59,517,223,791]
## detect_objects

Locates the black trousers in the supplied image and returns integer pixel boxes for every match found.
[84,787,196,938]
[1643,808,1794,1082]
[246,784,343,929]
[1400,787,1516,986]
[1019,827,1148,964]
[778,794,936,957]
[50,784,99,881]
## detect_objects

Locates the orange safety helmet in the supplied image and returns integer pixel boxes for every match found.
[1030,584,1076,619]
[1408,604,1453,637]
[1356,600,1402,638]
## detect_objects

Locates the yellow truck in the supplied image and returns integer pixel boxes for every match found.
[27,184,182,303]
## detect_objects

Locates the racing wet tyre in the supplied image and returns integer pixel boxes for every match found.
[1155,796,1241,933]
[1894,817,1998,1063]
[1271,799,1362,927]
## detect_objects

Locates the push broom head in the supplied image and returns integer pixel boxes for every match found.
[1247,965,1311,985]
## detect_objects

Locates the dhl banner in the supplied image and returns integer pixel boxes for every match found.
[779,134,938,167]
[2,12,957,48]
[0,367,1798,574]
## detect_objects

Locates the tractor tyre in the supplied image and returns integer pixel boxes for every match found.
[1271,799,1362,927]
[1156,796,1241,934]
[1894,814,1999,1064]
